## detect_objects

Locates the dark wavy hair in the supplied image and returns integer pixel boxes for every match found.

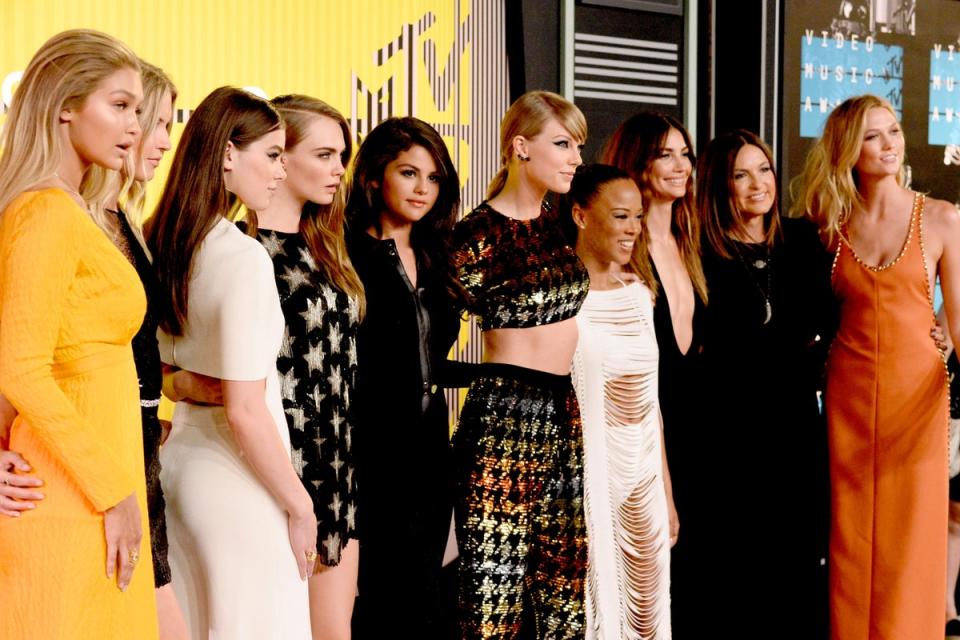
[698,129,781,259]
[346,117,467,305]
[146,86,282,335]
[560,163,656,295]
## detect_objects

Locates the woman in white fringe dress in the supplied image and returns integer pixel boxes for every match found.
[566,164,676,639]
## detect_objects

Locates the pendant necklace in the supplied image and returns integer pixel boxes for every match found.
[734,242,773,325]
[53,173,87,210]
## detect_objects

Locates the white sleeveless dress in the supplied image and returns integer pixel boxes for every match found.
[158,218,310,639]
[573,281,672,640]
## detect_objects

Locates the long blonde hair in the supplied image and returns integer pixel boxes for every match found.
[486,91,587,200]
[601,111,707,303]
[83,60,177,238]
[0,29,140,222]
[790,94,904,246]
[244,94,365,316]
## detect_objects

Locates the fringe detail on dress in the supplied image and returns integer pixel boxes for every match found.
[574,282,672,640]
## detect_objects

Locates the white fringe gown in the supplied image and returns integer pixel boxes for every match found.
[572,281,671,640]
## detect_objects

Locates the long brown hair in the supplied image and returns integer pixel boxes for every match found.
[145,87,282,335]
[487,91,587,200]
[600,111,707,303]
[790,94,904,246]
[243,94,365,316]
[698,129,781,259]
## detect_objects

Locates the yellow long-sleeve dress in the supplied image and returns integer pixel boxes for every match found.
[0,189,158,639]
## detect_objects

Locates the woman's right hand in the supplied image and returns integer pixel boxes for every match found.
[0,449,44,517]
[162,366,224,405]
[103,492,143,591]
[175,370,224,405]
[287,507,318,581]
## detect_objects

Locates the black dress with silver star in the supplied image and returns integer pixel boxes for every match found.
[253,227,359,566]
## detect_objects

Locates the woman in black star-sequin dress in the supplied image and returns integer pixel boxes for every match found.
[242,95,364,638]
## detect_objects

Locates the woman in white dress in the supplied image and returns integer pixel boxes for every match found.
[565,164,676,640]
[145,86,315,639]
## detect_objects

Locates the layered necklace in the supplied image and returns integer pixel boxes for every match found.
[733,241,773,325]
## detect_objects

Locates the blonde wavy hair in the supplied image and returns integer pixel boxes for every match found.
[83,60,177,241]
[790,94,904,246]
[486,91,587,200]
[0,29,140,224]
[243,94,365,317]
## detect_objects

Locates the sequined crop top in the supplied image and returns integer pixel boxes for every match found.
[452,201,590,330]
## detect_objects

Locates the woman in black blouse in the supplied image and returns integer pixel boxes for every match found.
[697,129,832,637]
[345,117,464,639]
[93,61,186,639]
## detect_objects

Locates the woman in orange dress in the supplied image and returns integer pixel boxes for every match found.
[0,30,158,638]
[793,94,960,639]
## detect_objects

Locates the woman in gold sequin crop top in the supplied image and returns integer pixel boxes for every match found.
[450,91,590,639]
[453,200,589,330]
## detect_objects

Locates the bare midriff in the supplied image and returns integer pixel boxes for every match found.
[482,317,579,375]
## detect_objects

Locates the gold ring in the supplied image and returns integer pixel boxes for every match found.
[305,550,317,563]
[128,550,140,566]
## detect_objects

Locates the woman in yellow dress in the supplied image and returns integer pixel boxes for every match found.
[0,29,158,639]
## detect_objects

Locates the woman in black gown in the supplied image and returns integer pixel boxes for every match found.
[697,129,832,637]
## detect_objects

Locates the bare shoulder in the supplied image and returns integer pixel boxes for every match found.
[924,198,960,229]
[923,195,960,235]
